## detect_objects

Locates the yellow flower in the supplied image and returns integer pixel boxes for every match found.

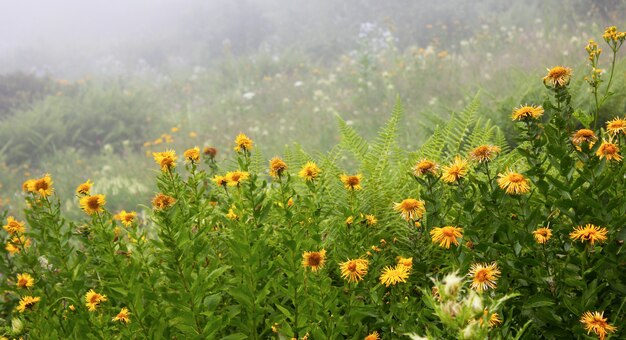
[16,296,40,313]
[441,156,469,183]
[302,249,327,272]
[572,129,598,151]
[468,262,500,292]
[79,194,107,215]
[269,157,288,178]
[114,210,136,227]
[225,171,250,187]
[339,259,369,283]
[511,105,544,121]
[393,198,426,221]
[570,224,608,245]
[152,193,176,210]
[16,273,35,288]
[430,226,463,249]
[28,174,54,197]
[152,150,177,171]
[603,26,626,44]
[234,133,253,152]
[606,117,626,136]
[580,311,617,340]
[345,216,354,225]
[413,159,438,176]
[596,140,622,162]
[183,147,200,163]
[22,179,35,192]
[497,171,530,195]
[543,66,572,87]
[298,162,321,181]
[364,214,377,226]
[112,307,131,323]
[379,264,410,287]
[212,175,228,187]
[85,289,107,312]
[532,227,552,244]
[480,310,502,328]
[340,174,363,190]
[6,236,31,254]
[226,208,238,220]
[76,179,93,195]
[3,216,26,235]
[364,331,380,340]
[469,145,501,163]
[396,256,413,269]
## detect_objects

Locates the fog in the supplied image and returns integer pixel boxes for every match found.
[6,0,614,76]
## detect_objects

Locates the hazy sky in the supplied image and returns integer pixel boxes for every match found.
[0,0,183,51]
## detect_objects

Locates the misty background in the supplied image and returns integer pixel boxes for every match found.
[2,0,623,76]
[0,0,625,215]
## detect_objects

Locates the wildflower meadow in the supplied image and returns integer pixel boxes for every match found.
[1,10,626,340]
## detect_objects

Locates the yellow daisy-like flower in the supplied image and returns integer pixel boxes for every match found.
[269,157,288,178]
[112,307,131,323]
[479,310,502,328]
[345,216,354,225]
[234,133,253,152]
[16,296,40,313]
[364,331,380,340]
[469,145,501,163]
[22,179,35,192]
[79,194,107,215]
[340,174,363,190]
[85,289,107,312]
[497,171,530,195]
[5,242,20,255]
[114,210,136,227]
[3,216,26,235]
[225,171,250,187]
[339,259,369,283]
[6,236,31,254]
[596,140,622,162]
[430,226,463,249]
[364,214,377,226]
[413,159,438,177]
[543,66,572,87]
[28,174,54,197]
[76,179,93,195]
[16,273,35,288]
[152,193,176,210]
[393,198,426,221]
[468,262,500,293]
[183,147,200,163]
[302,249,327,272]
[441,156,469,183]
[298,161,321,181]
[580,311,617,340]
[511,105,544,121]
[379,264,410,287]
[571,129,598,151]
[396,256,413,269]
[212,175,228,187]
[532,227,552,244]
[153,150,177,171]
[606,117,626,136]
[570,224,608,245]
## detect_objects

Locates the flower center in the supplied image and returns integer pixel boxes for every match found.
[87,197,100,210]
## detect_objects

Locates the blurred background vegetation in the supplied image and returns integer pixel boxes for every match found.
[0,0,625,217]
